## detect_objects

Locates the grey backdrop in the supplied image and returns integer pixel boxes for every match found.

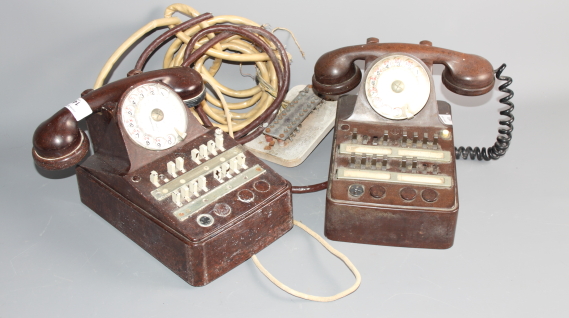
[2,0,568,317]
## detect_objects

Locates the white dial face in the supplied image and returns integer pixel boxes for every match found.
[120,82,188,150]
[365,55,431,120]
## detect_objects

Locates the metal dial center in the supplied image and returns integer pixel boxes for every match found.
[120,82,188,151]
[151,108,164,121]
[391,80,405,93]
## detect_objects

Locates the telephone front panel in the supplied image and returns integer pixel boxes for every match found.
[326,96,458,249]
[77,126,293,286]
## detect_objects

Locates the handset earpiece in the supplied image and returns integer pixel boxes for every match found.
[32,67,204,170]
[32,107,90,171]
[440,56,494,96]
[312,48,364,96]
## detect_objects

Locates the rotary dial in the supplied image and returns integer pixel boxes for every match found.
[365,55,431,120]
[120,82,188,150]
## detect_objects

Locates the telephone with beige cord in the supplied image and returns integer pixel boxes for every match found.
[32,6,360,302]
[32,55,296,288]
[311,38,514,249]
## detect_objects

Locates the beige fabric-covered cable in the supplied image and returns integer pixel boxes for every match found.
[190,40,277,131]
[94,17,181,89]
[162,5,285,137]
[251,220,362,302]
[200,70,234,137]
[93,4,294,137]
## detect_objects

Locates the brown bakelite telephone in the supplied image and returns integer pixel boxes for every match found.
[312,38,514,249]
[29,14,364,299]
[32,65,296,287]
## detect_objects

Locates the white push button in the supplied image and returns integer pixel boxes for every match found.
[191,149,200,164]
[150,171,160,187]
[198,175,208,192]
[167,161,177,178]
[181,185,191,201]
[215,129,225,151]
[199,144,209,160]
[175,157,185,173]
[207,140,218,156]
[172,191,182,207]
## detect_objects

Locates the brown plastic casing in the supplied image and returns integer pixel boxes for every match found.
[324,54,458,249]
[75,83,292,286]
[313,40,494,97]
[32,68,204,171]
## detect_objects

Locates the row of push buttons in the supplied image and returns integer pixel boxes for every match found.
[195,180,271,227]
[347,128,442,149]
[348,184,439,202]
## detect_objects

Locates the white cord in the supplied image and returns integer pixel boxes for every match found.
[252,220,362,302]
[94,4,303,138]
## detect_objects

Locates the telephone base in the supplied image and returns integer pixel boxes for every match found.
[325,198,458,249]
[76,166,293,286]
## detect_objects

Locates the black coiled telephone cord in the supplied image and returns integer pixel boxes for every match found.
[455,63,514,161]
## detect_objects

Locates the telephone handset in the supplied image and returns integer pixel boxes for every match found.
[313,39,513,249]
[32,67,205,171]
[32,66,293,286]
[312,39,495,97]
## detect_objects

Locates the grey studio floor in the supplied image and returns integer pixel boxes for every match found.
[1,0,568,317]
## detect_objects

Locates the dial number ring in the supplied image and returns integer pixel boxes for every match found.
[119,82,188,150]
[365,55,431,120]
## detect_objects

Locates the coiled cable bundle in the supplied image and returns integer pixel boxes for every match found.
[455,63,514,161]
[94,4,294,141]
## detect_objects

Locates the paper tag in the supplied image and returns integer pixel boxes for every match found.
[65,98,92,121]
[438,114,453,125]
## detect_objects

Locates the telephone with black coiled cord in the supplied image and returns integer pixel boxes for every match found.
[312,38,514,249]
